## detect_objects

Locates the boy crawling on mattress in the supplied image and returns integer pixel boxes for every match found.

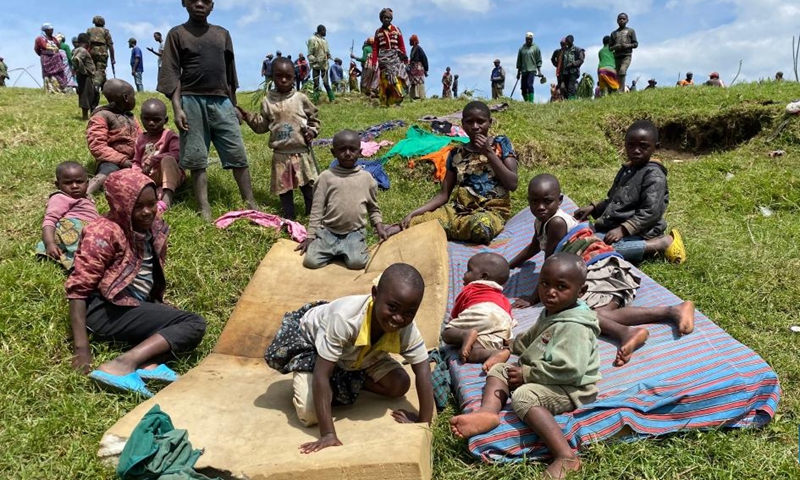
[264,263,434,453]
[450,253,600,479]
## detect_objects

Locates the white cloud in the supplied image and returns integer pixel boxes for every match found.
[628,0,800,84]
[562,0,654,15]
[119,22,171,42]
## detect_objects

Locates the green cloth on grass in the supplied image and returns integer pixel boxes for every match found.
[117,404,218,480]
[381,125,468,163]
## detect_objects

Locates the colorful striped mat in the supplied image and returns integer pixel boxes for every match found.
[445,196,781,462]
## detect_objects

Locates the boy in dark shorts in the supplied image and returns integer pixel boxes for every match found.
[450,253,600,479]
[157,0,256,221]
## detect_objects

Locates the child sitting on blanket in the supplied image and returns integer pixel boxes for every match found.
[509,173,695,365]
[86,79,142,195]
[296,129,387,270]
[441,252,514,367]
[264,263,434,454]
[573,119,686,264]
[133,98,185,212]
[36,161,99,270]
[388,100,518,245]
[450,253,600,480]
[238,57,320,220]
[509,173,579,268]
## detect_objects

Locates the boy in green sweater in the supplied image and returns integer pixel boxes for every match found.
[450,252,600,480]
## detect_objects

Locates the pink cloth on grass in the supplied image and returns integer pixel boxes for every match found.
[360,140,393,157]
[213,210,308,242]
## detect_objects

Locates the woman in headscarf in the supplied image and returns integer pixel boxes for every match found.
[407,34,428,100]
[370,8,408,107]
[352,37,379,97]
[34,23,69,93]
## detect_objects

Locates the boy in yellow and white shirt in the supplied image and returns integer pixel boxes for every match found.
[264,263,434,454]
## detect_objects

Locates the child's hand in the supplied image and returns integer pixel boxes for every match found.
[400,213,416,230]
[604,227,625,245]
[391,409,419,423]
[303,129,315,145]
[122,160,133,169]
[45,242,63,260]
[174,108,189,132]
[234,106,250,123]
[507,365,524,390]
[512,296,534,309]
[299,433,342,454]
[295,238,314,254]
[376,224,388,241]
[72,347,92,374]
[573,205,594,221]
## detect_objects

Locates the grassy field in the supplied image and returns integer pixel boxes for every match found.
[1,82,800,479]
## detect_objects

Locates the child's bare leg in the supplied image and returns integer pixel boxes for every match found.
[161,188,174,207]
[232,167,257,210]
[522,407,580,480]
[364,368,410,398]
[300,184,314,216]
[279,192,296,220]
[603,302,695,335]
[190,169,213,221]
[87,174,107,195]
[97,334,171,376]
[449,376,507,438]
[595,303,649,367]
[159,156,181,207]
[442,328,479,363]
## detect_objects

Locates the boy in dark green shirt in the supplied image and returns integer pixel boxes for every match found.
[609,13,638,93]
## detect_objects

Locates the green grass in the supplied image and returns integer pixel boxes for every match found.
[1,83,800,479]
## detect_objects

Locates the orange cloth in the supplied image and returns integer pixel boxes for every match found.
[408,145,452,181]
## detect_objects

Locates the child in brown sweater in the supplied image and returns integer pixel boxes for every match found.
[296,129,386,270]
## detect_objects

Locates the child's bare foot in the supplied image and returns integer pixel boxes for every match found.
[460,329,479,363]
[97,358,137,376]
[449,411,501,439]
[544,457,580,479]
[482,349,511,373]
[199,206,213,222]
[614,327,649,366]
[672,301,695,335]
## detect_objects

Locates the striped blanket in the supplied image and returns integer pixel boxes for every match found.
[445,195,781,462]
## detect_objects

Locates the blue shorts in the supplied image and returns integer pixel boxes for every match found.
[594,232,647,263]
[179,95,249,171]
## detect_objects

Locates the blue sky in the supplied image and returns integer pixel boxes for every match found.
[2,0,797,100]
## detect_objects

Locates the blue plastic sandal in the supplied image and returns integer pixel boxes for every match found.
[89,370,153,398]
[136,364,179,383]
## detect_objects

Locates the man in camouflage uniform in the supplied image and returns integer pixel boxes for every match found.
[87,15,115,89]
[307,25,333,103]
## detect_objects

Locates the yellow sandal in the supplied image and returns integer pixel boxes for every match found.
[664,229,686,264]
